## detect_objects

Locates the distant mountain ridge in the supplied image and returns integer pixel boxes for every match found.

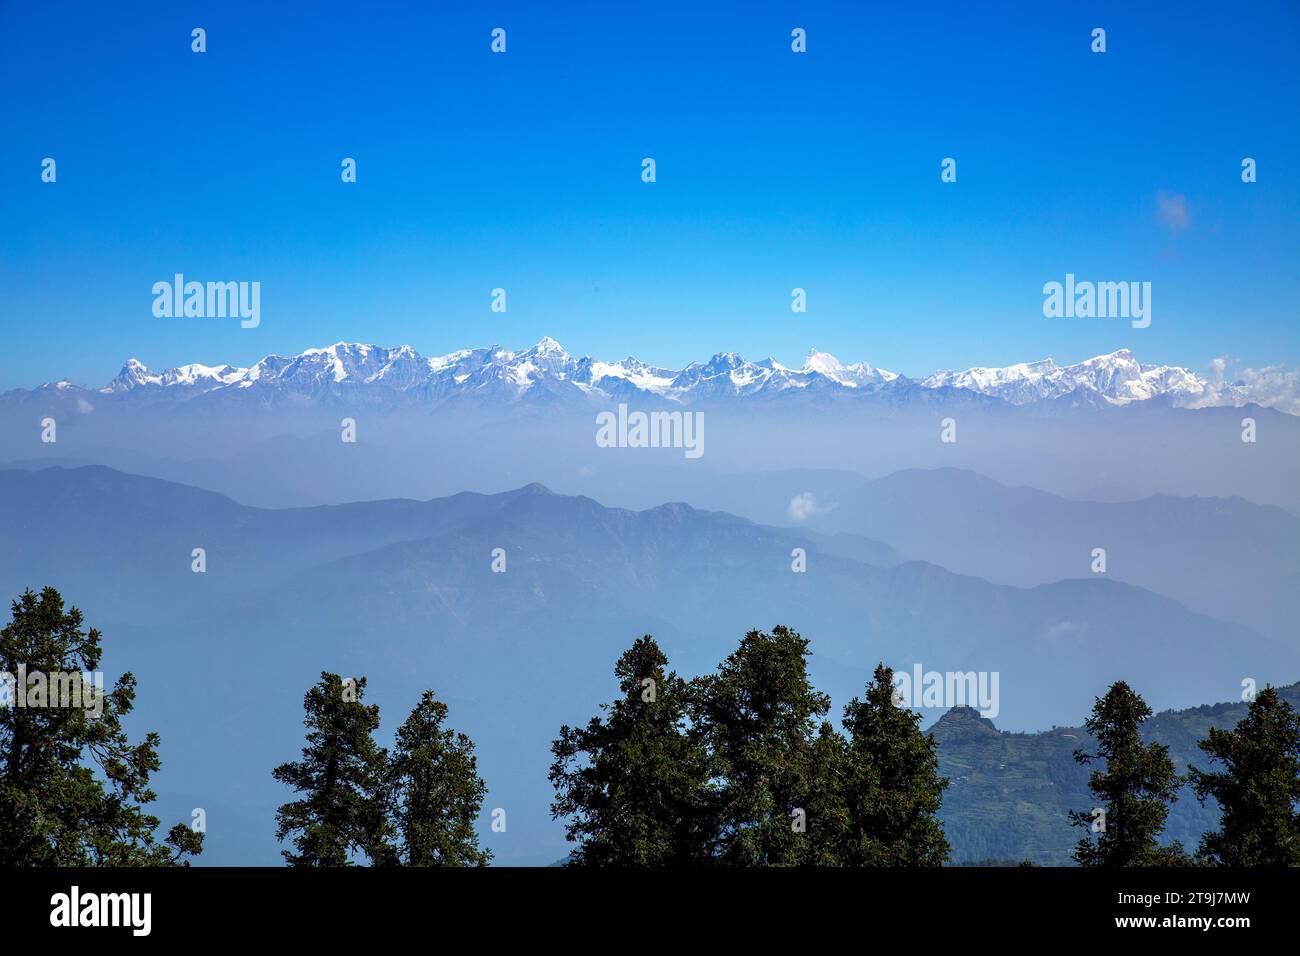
[15,338,1299,413]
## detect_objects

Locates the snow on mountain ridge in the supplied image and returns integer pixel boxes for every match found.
[923,349,1212,406]
[803,348,896,387]
[78,340,1300,413]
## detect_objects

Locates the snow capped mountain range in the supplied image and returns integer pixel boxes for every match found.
[25,338,1300,414]
[921,350,1207,405]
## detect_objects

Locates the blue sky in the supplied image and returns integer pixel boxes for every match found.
[1,0,1297,389]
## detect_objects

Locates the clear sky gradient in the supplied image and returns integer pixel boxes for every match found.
[1,0,1297,389]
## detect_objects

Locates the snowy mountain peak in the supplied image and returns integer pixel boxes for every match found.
[529,336,568,355]
[801,349,891,388]
[707,351,745,370]
[804,349,844,375]
[107,358,156,392]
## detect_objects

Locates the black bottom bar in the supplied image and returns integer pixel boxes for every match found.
[4,866,1292,940]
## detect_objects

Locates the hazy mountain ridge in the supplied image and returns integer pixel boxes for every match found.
[665,465,1300,642]
[0,464,1287,727]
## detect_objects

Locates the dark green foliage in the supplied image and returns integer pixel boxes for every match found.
[836,664,950,865]
[1189,686,1300,866]
[693,626,831,866]
[1070,681,1189,866]
[273,673,392,866]
[0,587,202,866]
[552,630,958,866]
[550,635,712,865]
[798,721,853,865]
[164,823,205,861]
[389,690,492,866]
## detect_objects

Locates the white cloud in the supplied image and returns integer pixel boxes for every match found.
[788,492,821,522]
[1044,620,1089,645]
[1156,191,1191,235]
[1185,356,1300,415]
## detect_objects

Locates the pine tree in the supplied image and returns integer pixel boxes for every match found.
[550,635,711,865]
[389,689,492,866]
[0,587,202,866]
[694,625,831,866]
[800,720,853,865]
[837,663,950,865]
[1069,681,1188,866]
[1189,686,1300,866]
[273,672,392,866]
